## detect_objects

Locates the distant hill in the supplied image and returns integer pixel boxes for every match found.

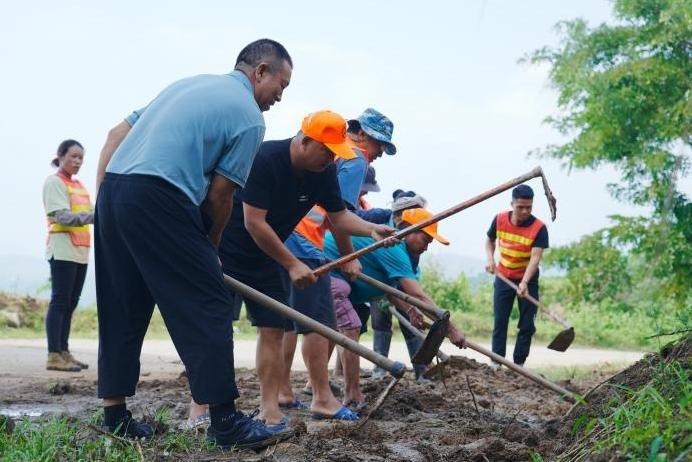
[0,255,96,306]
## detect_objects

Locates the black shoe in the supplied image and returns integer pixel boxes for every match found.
[207,411,294,450]
[106,410,154,439]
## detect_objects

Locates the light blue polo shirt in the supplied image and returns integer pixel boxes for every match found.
[323,233,419,304]
[107,71,265,205]
[284,148,367,260]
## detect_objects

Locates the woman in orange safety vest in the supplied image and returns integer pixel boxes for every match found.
[42,139,94,372]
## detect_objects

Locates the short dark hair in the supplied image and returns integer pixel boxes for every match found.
[235,39,292,71]
[512,184,534,200]
[51,139,83,167]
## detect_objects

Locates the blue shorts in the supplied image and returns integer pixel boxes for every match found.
[288,258,337,334]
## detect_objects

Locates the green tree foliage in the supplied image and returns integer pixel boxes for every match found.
[526,0,691,308]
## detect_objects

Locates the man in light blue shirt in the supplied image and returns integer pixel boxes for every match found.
[94,39,294,451]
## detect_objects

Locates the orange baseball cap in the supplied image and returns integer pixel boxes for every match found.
[301,111,357,160]
[401,208,450,245]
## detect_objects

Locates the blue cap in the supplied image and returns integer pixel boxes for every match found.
[348,108,397,155]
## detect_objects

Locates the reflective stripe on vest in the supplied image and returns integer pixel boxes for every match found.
[294,205,328,249]
[48,173,91,247]
[495,211,544,279]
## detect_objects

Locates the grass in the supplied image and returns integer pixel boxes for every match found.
[0,409,216,462]
[564,359,691,461]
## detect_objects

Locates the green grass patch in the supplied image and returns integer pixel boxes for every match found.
[0,409,216,461]
[568,360,691,461]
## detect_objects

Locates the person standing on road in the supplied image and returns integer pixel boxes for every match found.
[94,39,294,450]
[485,184,549,367]
[43,139,93,373]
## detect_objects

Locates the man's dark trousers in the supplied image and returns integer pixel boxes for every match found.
[95,173,239,404]
[491,275,538,365]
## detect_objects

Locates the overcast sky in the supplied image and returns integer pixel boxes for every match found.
[2,0,685,263]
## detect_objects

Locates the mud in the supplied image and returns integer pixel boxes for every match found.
[0,353,612,461]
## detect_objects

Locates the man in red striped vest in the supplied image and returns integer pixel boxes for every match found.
[485,184,549,367]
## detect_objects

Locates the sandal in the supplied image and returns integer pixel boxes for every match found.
[311,406,359,421]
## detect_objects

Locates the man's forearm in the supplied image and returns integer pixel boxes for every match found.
[332,228,355,257]
[96,120,131,193]
[247,221,299,270]
[522,257,541,284]
[201,198,232,248]
[485,238,496,261]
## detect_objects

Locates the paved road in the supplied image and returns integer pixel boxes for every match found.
[0,337,645,381]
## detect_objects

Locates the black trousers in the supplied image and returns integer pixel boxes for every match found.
[46,258,88,353]
[95,173,238,404]
[491,276,538,364]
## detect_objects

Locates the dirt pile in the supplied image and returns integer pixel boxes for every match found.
[0,293,47,329]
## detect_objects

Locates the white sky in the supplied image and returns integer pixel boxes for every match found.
[2,0,686,262]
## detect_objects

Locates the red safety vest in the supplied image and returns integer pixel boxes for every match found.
[495,211,544,279]
[47,172,91,247]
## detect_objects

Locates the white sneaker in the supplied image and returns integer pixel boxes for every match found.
[489,361,502,371]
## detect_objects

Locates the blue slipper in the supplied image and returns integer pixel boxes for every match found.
[311,406,359,421]
[279,399,308,410]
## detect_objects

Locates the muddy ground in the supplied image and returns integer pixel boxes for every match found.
[1,354,613,461]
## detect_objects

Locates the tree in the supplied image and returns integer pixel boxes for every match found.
[527,0,691,306]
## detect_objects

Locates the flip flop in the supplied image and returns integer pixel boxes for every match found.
[311,406,359,421]
[178,412,210,431]
[279,399,308,410]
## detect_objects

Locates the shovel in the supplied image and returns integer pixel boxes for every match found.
[223,275,448,377]
[356,272,579,402]
[314,166,557,277]
[494,272,574,352]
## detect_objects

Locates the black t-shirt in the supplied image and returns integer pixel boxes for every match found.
[486,213,549,248]
[220,138,345,265]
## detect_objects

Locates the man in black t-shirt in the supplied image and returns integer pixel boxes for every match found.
[199,111,394,426]
[485,184,549,367]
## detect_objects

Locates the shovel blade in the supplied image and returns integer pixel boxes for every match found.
[547,327,575,352]
[412,312,450,365]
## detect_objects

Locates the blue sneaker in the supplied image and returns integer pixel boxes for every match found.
[207,411,294,450]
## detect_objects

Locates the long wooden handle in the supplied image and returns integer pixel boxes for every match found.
[494,272,571,329]
[223,275,405,377]
[314,167,548,276]
[387,305,450,362]
[464,339,576,401]
[355,272,578,401]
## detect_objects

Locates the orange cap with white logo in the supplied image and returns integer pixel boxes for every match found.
[401,208,450,245]
[301,111,357,160]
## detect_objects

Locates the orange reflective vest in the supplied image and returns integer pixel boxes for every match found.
[47,173,91,247]
[495,211,544,279]
[294,205,329,249]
